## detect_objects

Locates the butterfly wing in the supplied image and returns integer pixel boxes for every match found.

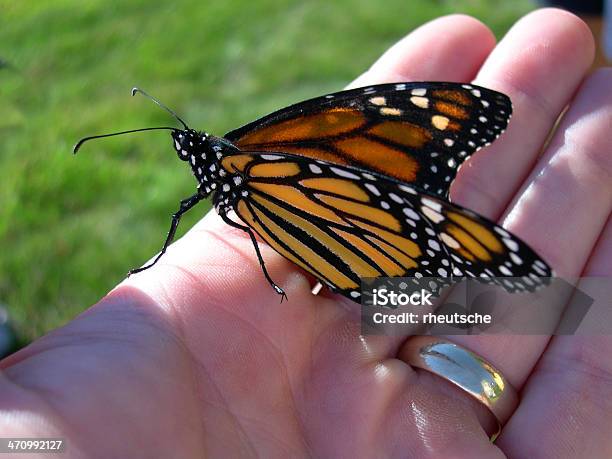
[224,82,512,199]
[220,152,551,302]
[417,195,553,292]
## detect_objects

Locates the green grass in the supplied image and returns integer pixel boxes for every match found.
[0,0,534,342]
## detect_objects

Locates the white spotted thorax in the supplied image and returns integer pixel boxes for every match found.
[171,129,242,214]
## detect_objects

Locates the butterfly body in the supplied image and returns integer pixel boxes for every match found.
[172,129,235,200]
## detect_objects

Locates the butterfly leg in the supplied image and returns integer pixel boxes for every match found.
[128,192,203,276]
[220,212,288,303]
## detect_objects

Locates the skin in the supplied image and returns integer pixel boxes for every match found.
[1,8,611,458]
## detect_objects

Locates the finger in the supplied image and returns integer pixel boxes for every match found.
[391,11,600,450]
[581,216,612,276]
[440,66,612,375]
[424,6,595,377]
[438,66,612,453]
[390,9,596,384]
[451,8,595,218]
[120,210,311,312]
[349,14,496,87]
[503,68,612,277]
[499,218,612,456]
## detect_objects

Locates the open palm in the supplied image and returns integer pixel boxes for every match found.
[2,9,611,458]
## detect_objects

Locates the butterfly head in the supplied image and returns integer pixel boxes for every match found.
[171,129,236,193]
[172,129,209,162]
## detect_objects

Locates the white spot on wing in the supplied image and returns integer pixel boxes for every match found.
[534,259,548,270]
[399,184,417,194]
[365,183,380,196]
[503,237,519,252]
[261,154,282,160]
[389,193,403,203]
[421,197,442,212]
[440,232,460,249]
[428,239,441,251]
[432,115,450,130]
[410,96,429,109]
[422,206,444,223]
[380,107,402,116]
[533,263,548,276]
[330,167,360,180]
[510,252,523,266]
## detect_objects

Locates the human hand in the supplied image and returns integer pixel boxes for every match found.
[2,8,611,458]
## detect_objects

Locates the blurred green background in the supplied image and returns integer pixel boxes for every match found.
[0,0,534,344]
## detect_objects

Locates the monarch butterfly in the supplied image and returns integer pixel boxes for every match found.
[74,83,552,302]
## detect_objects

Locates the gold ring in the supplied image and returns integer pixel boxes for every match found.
[399,336,518,439]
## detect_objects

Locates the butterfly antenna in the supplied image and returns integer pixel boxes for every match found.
[131,87,189,130]
[73,126,177,154]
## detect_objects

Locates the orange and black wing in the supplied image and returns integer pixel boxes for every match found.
[220,152,551,302]
[224,82,511,199]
